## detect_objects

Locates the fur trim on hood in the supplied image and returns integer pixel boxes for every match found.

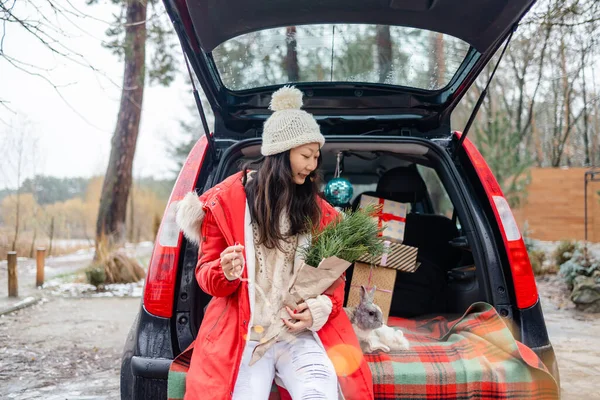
[175,192,205,245]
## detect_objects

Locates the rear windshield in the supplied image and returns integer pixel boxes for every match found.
[212,24,471,91]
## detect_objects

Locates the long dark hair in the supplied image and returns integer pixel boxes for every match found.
[242,151,322,250]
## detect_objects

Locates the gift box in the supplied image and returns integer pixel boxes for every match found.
[348,241,419,323]
[359,195,407,243]
[347,261,397,323]
[355,241,419,273]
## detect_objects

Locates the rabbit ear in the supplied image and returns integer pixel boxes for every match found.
[360,285,367,302]
[364,286,376,302]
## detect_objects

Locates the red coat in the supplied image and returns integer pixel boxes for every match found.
[182,171,374,400]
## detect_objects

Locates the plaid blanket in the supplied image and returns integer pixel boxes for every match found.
[167,302,558,399]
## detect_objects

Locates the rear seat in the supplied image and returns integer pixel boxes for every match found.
[347,166,462,317]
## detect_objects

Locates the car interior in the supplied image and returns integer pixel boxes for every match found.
[189,140,484,337]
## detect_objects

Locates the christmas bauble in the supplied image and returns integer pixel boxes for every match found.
[324,177,353,206]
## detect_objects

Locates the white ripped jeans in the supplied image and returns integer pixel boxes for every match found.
[232,332,338,400]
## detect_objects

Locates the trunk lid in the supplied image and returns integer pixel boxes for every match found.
[164,0,536,139]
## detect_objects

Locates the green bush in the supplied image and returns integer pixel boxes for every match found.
[553,240,578,268]
[529,250,547,276]
[85,265,106,287]
[559,249,600,289]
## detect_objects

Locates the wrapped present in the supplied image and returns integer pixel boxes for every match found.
[347,261,397,323]
[355,241,419,273]
[359,195,407,243]
[348,241,420,322]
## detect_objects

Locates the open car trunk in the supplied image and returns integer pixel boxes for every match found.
[132,2,560,398]
[168,136,558,399]
[186,137,485,334]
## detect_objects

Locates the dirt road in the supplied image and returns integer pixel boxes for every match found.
[1,297,140,400]
[537,275,600,399]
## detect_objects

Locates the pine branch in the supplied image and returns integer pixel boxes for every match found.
[301,204,384,267]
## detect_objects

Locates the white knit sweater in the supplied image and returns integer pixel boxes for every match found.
[249,215,332,341]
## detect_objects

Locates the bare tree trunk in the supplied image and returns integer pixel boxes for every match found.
[552,39,572,167]
[376,26,392,83]
[581,46,591,166]
[48,217,54,256]
[551,65,561,166]
[592,44,599,166]
[285,26,299,82]
[11,140,22,252]
[433,32,445,87]
[518,24,551,141]
[95,0,147,251]
[552,37,585,167]
[12,193,20,251]
[531,107,543,166]
[83,219,93,247]
[29,228,37,258]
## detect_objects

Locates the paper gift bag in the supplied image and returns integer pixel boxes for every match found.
[359,195,407,242]
[250,256,352,366]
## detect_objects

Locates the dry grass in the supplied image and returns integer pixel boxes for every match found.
[0,233,93,260]
[530,249,547,276]
[85,236,145,286]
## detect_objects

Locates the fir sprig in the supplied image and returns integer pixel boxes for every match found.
[302,204,384,267]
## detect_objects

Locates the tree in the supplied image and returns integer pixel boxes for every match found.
[538,32,587,167]
[169,119,198,176]
[127,183,166,242]
[520,0,599,167]
[451,0,600,171]
[429,32,446,88]
[332,25,376,81]
[0,119,38,250]
[376,26,392,83]
[0,193,39,240]
[168,88,213,177]
[90,0,177,250]
[474,116,533,208]
[0,0,123,119]
[212,29,285,90]
[284,26,299,82]
[21,175,88,205]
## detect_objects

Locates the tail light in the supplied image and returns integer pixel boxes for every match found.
[143,136,208,318]
[456,132,538,309]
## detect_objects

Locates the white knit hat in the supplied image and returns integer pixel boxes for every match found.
[261,86,325,156]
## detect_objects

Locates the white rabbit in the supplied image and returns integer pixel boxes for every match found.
[371,324,410,351]
[344,285,410,353]
[344,286,385,352]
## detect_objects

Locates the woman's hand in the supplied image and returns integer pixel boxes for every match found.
[283,303,313,333]
[220,244,245,281]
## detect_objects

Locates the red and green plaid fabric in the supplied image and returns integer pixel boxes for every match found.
[368,302,558,399]
[167,302,558,399]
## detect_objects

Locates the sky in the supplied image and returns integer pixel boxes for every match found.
[0,0,198,189]
[2,0,598,191]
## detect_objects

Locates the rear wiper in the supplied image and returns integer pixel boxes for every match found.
[359,128,385,135]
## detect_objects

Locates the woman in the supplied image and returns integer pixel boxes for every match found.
[176,86,373,400]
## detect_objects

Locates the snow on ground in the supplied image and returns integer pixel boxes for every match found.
[43,278,144,298]
[532,239,600,257]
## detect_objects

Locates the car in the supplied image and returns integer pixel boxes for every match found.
[121,0,560,399]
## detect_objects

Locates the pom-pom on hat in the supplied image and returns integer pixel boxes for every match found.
[261,86,325,156]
